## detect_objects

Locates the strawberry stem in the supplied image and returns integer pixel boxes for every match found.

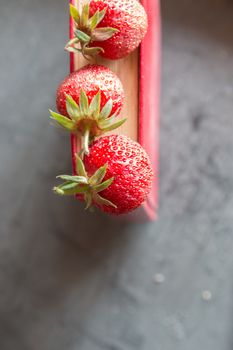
[83,128,90,155]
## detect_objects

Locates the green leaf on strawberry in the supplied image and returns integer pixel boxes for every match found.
[49,89,126,154]
[54,155,116,210]
[65,2,118,58]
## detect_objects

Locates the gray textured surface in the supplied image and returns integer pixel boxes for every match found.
[0,0,233,349]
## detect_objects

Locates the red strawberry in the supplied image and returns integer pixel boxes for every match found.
[50,64,126,154]
[56,64,124,117]
[66,0,148,60]
[54,135,153,215]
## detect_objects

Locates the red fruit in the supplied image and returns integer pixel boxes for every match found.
[89,0,148,59]
[66,0,148,60]
[56,64,124,117]
[51,64,126,154]
[54,135,153,215]
[84,135,153,214]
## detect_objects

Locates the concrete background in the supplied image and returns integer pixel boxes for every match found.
[0,0,233,349]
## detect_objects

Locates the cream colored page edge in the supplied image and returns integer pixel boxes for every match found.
[73,0,139,142]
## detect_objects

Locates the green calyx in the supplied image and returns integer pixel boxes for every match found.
[49,90,126,155]
[53,154,117,210]
[65,3,118,58]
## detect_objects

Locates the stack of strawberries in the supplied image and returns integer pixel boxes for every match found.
[50,0,154,215]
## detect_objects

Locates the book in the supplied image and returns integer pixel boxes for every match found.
[69,0,160,220]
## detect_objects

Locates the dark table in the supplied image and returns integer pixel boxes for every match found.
[0,0,233,349]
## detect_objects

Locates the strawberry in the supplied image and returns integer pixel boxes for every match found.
[54,135,153,215]
[66,0,148,60]
[50,64,126,154]
[56,64,124,117]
